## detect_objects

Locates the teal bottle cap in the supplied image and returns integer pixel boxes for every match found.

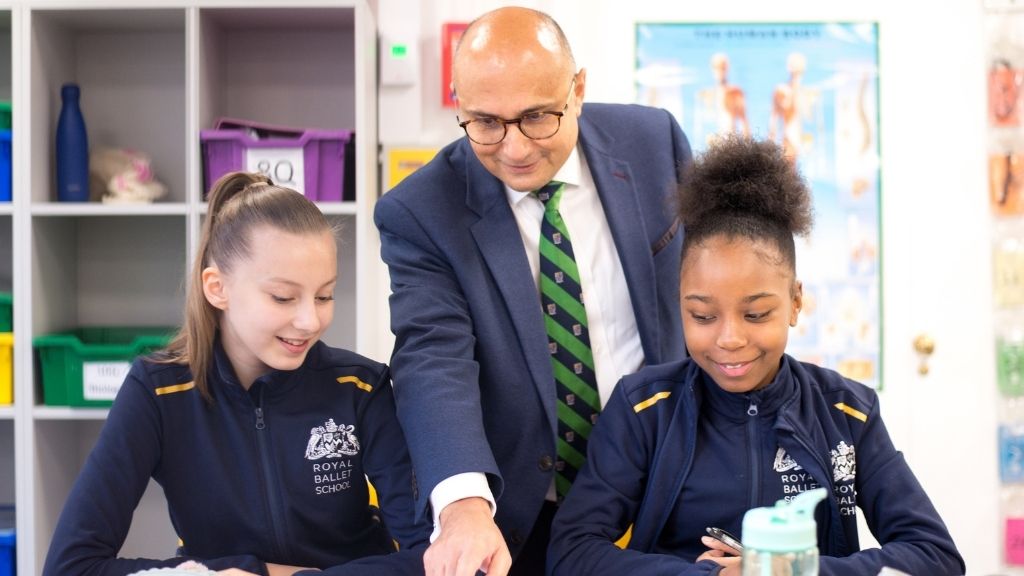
[742,488,828,552]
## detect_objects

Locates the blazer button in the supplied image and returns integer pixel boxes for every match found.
[538,455,554,471]
[510,530,524,545]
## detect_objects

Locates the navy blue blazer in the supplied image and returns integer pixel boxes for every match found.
[374,102,692,556]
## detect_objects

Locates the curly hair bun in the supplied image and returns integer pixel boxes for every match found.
[679,134,813,238]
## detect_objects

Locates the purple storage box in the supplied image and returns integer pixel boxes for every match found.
[200,118,354,202]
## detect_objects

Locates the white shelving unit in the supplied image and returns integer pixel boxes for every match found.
[0,6,15,576]
[6,1,382,573]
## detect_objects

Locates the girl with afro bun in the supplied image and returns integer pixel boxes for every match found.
[548,135,963,576]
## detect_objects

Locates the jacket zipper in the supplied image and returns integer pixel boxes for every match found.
[787,427,840,551]
[746,400,760,509]
[253,385,291,559]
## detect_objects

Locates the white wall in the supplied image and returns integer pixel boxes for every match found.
[373,1,999,574]
[377,0,594,147]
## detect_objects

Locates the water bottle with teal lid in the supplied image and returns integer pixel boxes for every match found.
[741,487,828,576]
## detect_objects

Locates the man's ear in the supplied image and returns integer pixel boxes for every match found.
[202,266,228,311]
[574,67,587,109]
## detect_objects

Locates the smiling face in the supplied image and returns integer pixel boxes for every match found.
[680,235,802,394]
[452,8,584,193]
[203,225,337,388]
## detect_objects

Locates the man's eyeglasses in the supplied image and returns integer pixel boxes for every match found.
[457,79,576,146]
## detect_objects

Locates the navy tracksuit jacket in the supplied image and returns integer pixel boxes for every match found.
[44,340,430,576]
[549,355,965,576]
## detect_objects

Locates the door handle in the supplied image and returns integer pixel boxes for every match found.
[913,333,935,375]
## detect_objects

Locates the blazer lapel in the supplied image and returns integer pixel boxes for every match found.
[584,145,661,361]
[466,162,558,434]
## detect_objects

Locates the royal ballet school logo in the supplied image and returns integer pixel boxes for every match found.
[830,441,856,482]
[304,418,360,460]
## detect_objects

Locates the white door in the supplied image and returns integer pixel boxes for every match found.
[872,3,999,574]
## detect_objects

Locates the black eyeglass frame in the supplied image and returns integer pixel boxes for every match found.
[456,78,577,145]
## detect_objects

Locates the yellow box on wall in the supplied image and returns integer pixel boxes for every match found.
[386,148,438,190]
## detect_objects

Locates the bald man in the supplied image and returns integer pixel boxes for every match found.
[374,8,692,575]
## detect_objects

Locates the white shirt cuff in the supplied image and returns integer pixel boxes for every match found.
[428,472,497,543]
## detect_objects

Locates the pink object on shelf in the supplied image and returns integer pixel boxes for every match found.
[1008,517,1024,565]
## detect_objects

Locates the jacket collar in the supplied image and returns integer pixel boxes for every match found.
[700,356,799,422]
[211,334,311,402]
[631,357,851,555]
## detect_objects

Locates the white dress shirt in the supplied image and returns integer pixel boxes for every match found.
[428,145,645,538]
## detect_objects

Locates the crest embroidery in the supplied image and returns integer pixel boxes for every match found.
[305,418,360,460]
[773,447,803,472]
[831,441,856,482]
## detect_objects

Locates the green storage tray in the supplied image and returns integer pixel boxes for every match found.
[0,102,11,131]
[34,326,175,407]
[0,293,10,332]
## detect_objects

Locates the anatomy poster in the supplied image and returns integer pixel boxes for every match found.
[636,23,881,388]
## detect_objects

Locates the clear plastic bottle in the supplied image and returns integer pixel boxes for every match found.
[741,488,827,576]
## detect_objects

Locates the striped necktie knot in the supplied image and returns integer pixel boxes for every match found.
[534,181,565,209]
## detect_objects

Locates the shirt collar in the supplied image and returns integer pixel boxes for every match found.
[505,145,583,207]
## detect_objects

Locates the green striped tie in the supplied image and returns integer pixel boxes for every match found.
[536,181,600,499]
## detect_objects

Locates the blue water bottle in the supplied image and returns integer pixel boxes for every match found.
[56,83,89,202]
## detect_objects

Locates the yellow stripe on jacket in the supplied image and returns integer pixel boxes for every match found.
[337,375,373,392]
[833,402,867,422]
[155,382,195,396]
[633,391,671,413]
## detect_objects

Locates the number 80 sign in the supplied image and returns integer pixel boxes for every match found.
[245,147,306,195]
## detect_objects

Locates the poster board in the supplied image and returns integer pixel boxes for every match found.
[635,22,882,388]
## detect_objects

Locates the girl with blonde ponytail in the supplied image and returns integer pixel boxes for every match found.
[45,172,430,576]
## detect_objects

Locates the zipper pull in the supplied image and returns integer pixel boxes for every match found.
[254,406,266,430]
[747,403,759,417]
